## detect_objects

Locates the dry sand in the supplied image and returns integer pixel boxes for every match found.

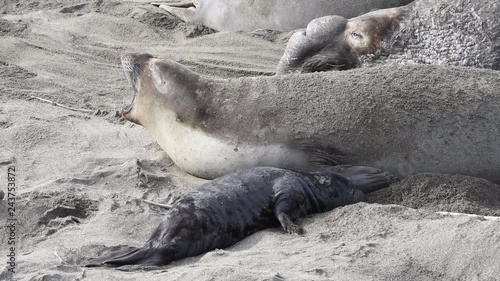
[1,1,499,280]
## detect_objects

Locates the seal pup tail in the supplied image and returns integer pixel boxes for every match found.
[85,246,170,267]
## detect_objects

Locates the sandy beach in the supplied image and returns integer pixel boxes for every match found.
[1,1,499,280]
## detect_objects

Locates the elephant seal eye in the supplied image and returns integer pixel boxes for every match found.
[351,32,364,40]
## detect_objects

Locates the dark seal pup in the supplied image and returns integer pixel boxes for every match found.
[86,167,374,267]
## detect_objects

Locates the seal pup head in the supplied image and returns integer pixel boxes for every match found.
[307,171,368,210]
[276,7,404,74]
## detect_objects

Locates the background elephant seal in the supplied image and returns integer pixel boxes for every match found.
[120,53,500,182]
[152,0,414,32]
[86,167,382,267]
[277,0,500,73]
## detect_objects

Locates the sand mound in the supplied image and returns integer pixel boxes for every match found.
[369,173,500,216]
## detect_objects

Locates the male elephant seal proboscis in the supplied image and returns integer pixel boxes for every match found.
[86,167,383,267]
[120,53,500,182]
[277,0,500,73]
[152,0,414,32]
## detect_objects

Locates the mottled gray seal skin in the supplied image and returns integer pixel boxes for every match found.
[120,53,500,183]
[86,167,371,267]
[277,0,500,73]
[153,0,414,32]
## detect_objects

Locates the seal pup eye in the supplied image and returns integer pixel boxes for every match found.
[351,32,364,40]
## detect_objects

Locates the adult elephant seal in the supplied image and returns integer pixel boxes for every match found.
[120,53,500,182]
[152,0,414,32]
[277,0,500,73]
[86,167,375,267]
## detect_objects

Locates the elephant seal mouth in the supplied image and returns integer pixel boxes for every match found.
[122,93,135,116]
[120,53,154,123]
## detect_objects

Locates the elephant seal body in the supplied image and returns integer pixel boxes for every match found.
[120,53,500,182]
[87,167,368,266]
[154,0,414,32]
[277,0,500,73]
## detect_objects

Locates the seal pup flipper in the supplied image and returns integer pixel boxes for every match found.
[85,246,140,267]
[277,212,303,235]
[272,176,309,235]
[327,165,399,194]
[85,246,167,267]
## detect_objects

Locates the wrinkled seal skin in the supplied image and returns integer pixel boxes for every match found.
[86,167,370,267]
[277,0,500,73]
[153,0,414,32]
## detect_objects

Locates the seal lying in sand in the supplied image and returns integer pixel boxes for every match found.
[120,53,500,182]
[87,167,377,267]
[277,0,500,73]
[152,0,414,32]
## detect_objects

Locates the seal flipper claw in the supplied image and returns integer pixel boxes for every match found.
[277,213,304,235]
[272,176,308,234]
